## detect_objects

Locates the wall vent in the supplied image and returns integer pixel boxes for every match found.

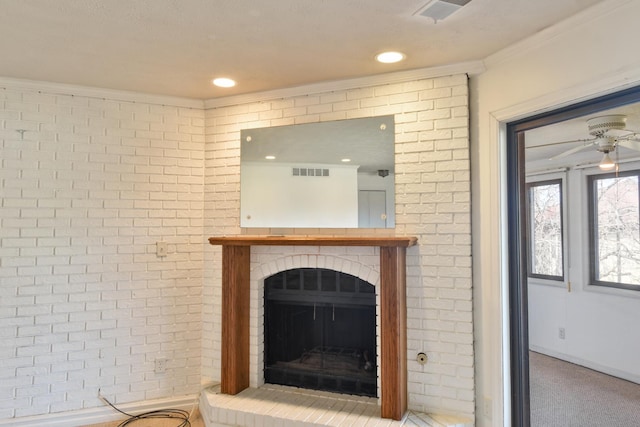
[292,167,330,177]
[413,0,472,21]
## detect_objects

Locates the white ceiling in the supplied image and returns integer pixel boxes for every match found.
[0,0,604,100]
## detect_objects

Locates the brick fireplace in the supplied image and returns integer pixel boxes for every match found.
[208,236,417,420]
[204,72,474,422]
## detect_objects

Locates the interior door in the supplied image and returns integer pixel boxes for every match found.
[358,190,387,228]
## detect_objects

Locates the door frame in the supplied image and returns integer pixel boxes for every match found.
[505,84,640,426]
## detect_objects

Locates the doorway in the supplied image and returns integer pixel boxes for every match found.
[506,85,640,426]
[359,190,388,228]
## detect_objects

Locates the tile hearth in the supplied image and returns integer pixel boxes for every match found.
[200,384,472,427]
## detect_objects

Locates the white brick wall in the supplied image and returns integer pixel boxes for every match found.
[0,73,473,422]
[0,87,204,419]
[203,75,474,419]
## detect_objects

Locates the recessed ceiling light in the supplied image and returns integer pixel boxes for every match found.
[265,155,276,160]
[213,77,236,88]
[375,51,405,64]
[341,158,351,163]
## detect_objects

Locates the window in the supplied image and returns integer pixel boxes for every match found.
[588,170,640,290]
[526,179,564,280]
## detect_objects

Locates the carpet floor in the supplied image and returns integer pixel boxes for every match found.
[530,351,640,427]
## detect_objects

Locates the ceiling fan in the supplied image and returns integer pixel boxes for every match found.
[547,114,640,169]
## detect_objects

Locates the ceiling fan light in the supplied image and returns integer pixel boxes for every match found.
[599,152,616,170]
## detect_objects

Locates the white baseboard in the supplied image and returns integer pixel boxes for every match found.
[530,345,640,384]
[0,394,199,427]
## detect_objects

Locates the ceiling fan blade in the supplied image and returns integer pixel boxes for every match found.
[605,129,634,138]
[549,140,597,160]
[527,138,594,150]
[617,138,640,152]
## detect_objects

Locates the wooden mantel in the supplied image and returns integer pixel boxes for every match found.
[208,235,418,421]
[208,235,417,247]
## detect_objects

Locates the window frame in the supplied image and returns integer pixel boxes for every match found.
[588,168,640,291]
[525,177,566,282]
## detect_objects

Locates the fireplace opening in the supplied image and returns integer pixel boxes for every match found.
[264,268,377,397]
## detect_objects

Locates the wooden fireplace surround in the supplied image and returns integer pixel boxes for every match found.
[207,235,417,420]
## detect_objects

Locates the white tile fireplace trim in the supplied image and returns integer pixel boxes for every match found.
[246,248,382,400]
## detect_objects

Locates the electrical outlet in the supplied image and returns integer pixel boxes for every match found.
[156,241,168,257]
[155,358,168,373]
[559,327,566,340]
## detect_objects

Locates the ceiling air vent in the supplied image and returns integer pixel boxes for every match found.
[414,0,472,21]
[292,167,330,177]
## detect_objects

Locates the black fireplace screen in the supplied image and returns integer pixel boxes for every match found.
[264,268,377,397]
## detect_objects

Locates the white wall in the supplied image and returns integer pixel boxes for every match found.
[240,162,359,228]
[527,163,640,384]
[471,0,640,425]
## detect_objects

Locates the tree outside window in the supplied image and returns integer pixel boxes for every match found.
[589,170,640,290]
[526,179,564,280]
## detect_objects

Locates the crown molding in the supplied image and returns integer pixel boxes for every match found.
[0,76,205,109]
[0,60,486,111]
[484,0,634,68]
[203,61,485,109]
